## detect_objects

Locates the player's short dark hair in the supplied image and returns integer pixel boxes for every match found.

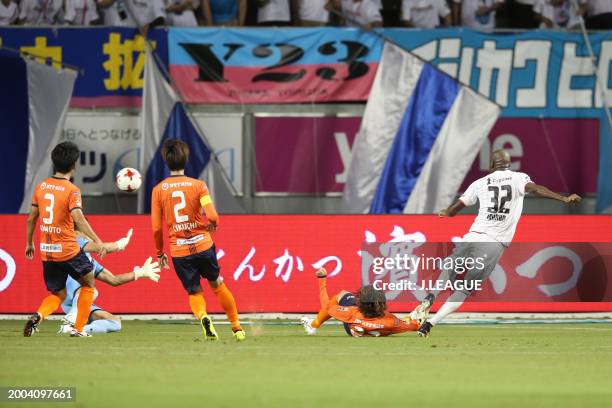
[51,142,80,174]
[162,139,189,171]
[356,285,387,318]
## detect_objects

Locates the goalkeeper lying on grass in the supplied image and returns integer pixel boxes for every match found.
[58,229,161,335]
[301,268,422,337]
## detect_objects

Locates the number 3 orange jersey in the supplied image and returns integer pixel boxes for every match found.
[31,177,82,262]
[151,175,218,258]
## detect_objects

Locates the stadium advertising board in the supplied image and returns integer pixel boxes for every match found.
[1,215,611,314]
[60,112,243,195]
[254,116,598,194]
[0,27,168,108]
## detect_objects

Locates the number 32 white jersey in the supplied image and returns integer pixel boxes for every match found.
[459,170,532,244]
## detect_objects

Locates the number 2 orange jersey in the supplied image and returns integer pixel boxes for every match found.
[151,175,217,258]
[31,177,82,262]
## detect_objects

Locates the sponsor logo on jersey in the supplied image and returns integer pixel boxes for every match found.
[40,243,62,253]
[163,181,194,190]
[40,182,65,191]
[176,234,205,246]
[488,176,512,183]
[354,319,385,329]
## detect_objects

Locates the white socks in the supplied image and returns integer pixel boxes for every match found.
[430,301,463,325]
[429,291,469,325]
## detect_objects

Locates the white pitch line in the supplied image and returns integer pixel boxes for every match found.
[458,325,612,331]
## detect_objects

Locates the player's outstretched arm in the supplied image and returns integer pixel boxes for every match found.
[438,200,466,218]
[25,206,39,260]
[81,229,133,255]
[525,183,582,204]
[96,257,161,287]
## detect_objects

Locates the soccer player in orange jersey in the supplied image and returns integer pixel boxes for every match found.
[24,142,106,337]
[151,139,245,341]
[301,268,420,337]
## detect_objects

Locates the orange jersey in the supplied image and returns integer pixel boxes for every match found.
[327,296,418,337]
[32,177,82,262]
[151,175,217,258]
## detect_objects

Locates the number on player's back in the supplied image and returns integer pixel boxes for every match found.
[487,184,512,214]
[172,190,189,223]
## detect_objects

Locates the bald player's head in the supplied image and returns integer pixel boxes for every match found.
[490,149,511,171]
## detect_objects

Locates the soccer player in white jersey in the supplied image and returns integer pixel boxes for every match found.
[414,149,581,337]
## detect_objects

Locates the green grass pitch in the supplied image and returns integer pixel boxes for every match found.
[1,320,612,408]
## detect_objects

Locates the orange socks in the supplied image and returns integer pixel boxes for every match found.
[312,277,331,328]
[74,286,95,332]
[188,285,241,331]
[37,294,62,320]
[318,277,329,307]
[188,293,207,320]
[311,309,331,329]
[213,283,241,331]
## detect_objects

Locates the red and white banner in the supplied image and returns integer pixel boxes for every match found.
[1,215,612,314]
[255,117,599,194]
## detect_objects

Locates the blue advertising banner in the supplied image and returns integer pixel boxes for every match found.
[0,27,168,108]
[385,28,612,119]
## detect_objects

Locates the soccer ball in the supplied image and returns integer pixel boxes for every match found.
[116,168,142,193]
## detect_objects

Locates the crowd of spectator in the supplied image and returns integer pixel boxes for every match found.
[0,0,610,30]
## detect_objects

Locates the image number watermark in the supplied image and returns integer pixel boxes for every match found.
[0,387,76,402]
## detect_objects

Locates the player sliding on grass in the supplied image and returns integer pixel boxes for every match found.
[301,267,421,337]
[58,231,161,335]
[413,149,582,337]
[24,142,105,338]
[151,139,246,341]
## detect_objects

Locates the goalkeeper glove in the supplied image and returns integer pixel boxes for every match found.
[115,228,133,251]
[134,257,161,282]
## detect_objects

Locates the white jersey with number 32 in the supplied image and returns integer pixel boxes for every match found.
[459,170,532,244]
